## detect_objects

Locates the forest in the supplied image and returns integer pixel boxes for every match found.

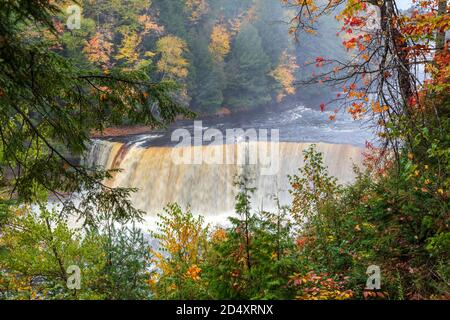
[58,0,344,114]
[0,0,449,301]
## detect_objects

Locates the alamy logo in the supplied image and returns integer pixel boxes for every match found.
[67,265,81,290]
[66,5,81,30]
[365,265,381,290]
[170,121,280,176]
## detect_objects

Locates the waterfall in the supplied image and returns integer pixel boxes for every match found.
[85,140,363,216]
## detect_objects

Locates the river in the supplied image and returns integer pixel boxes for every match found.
[84,103,373,220]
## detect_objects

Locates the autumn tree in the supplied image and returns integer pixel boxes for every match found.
[82,32,113,69]
[209,24,231,62]
[185,0,209,22]
[63,0,163,70]
[149,204,209,299]
[156,35,189,79]
[284,0,450,204]
[284,0,449,156]
[270,50,299,102]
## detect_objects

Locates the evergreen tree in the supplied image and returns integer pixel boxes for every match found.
[152,0,188,38]
[254,0,290,67]
[253,1,295,102]
[224,23,271,110]
[188,31,224,112]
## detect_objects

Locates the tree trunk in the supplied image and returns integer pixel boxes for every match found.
[436,0,448,52]
[383,0,414,107]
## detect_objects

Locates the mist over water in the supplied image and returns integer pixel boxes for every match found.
[85,103,372,218]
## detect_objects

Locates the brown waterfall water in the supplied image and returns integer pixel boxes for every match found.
[86,139,364,217]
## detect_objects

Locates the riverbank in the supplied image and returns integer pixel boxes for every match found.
[89,100,302,139]
[91,125,156,138]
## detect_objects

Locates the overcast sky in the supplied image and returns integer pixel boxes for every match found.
[395,0,413,10]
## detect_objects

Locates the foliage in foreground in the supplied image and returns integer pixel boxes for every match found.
[1,142,448,300]
[0,0,448,301]
[0,204,151,300]
[150,143,449,300]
